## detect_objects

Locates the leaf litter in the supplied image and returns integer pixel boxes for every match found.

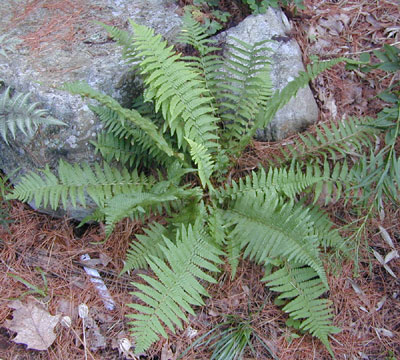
[4,299,60,351]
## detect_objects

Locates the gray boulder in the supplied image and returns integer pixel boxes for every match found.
[218,8,319,141]
[0,1,318,220]
[0,0,182,219]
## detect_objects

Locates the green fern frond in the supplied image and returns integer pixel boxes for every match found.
[123,222,170,272]
[223,193,328,287]
[216,165,322,202]
[127,222,223,352]
[263,263,340,357]
[241,57,351,148]
[127,21,220,153]
[309,159,352,206]
[103,184,202,235]
[169,200,205,228]
[351,147,400,207]
[225,229,241,279]
[91,132,135,167]
[216,38,273,142]
[306,203,342,250]
[62,82,178,160]
[0,87,65,144]
[186,137,215,189]
[178,12,223,98]
[89,105,175,168]
[276,117,377,164]
[207,206,226,246]
[8,160,152,209]
[123,202,209,273]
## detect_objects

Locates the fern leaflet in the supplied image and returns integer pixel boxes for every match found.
[91,132,135,167]
[122,222,170,272]
[103,181,202,235]
[89,105,176,168]
[186,137,215,189]
[0,87,65,144]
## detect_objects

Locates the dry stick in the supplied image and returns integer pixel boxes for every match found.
[78,304,91,360]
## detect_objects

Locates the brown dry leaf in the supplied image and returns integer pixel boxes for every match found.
[366,14,382,29]
[5,300,60,351]
[99,253,112,267]
[87,325,106,351]
[161,342,176,360]
[319,16,344,36]
[378,225,395,249]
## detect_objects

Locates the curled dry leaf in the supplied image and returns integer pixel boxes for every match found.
[375,296,386,312]
[4,300,60,351]
[372,249,398,278]
[348,278,365,296]
[374,327,394,338]
[373,250,385,265]
[384,250,399,264]
[378,225,395,249]
[383,264,397,279]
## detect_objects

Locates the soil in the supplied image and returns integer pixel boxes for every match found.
[1,0,400,359]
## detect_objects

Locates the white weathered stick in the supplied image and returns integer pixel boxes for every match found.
[81,254,115,311]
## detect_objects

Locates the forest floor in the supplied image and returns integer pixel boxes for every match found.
[0,0,399,359]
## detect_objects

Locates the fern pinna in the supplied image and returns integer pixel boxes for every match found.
[0,86,65,144]
[7,14,363,357]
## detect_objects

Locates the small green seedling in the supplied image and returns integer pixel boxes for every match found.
[8,267,49,298]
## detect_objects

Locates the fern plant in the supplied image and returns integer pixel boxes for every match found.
[7,15,365,357]
[0,85,65,144]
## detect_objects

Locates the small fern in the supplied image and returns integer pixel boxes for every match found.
[0,87,65,144]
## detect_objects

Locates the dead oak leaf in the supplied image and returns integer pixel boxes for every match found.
[5,300,60,351]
